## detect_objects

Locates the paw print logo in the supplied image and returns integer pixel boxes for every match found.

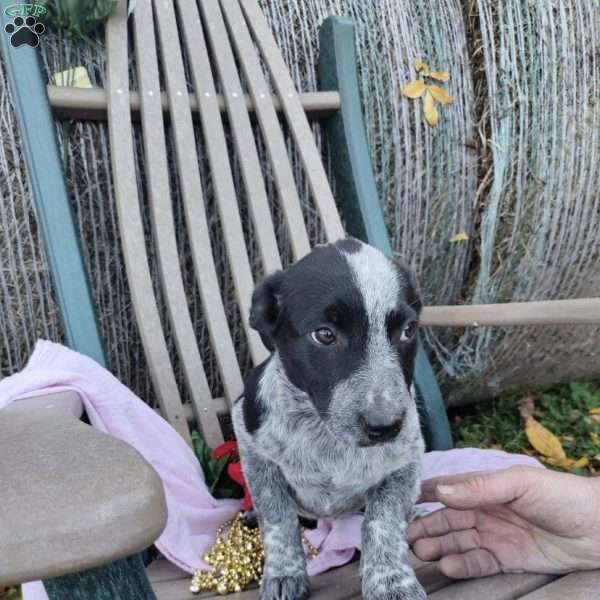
[4,15,45,48]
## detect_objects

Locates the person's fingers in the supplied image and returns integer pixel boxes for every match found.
[419,472,491,503]
[432,466,535,511]
[412,528,481,561]
[408,508,477,543]
[439,549,501,579]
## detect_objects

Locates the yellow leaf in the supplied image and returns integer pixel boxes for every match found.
[423,91,439,126]
[571,456,590,469]
[590,432,600,446]
[429,85,454,106]
[589,408,600,415]
[543,456,589,470]
[543,457,574,469]
[525,417,566,460]
[449,232,469,243]
[52,66,93,89]
[429,70,450,82]
[413,58,431,75]
[402,79,426,99]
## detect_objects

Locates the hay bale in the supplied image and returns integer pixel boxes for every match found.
[261,0,600,403]
[442,0,600,403]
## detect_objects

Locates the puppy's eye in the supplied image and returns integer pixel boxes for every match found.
[311,327,336,346]
[399,321,418,342]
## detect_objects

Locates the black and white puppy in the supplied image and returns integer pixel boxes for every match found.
[232,238,426,600]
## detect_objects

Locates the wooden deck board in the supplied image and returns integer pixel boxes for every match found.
[149,558,600,599]
[428,573,557,600]
[518,570,600,599]
[149,554,456,599]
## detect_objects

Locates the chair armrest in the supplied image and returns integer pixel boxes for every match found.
[0,410,167,587]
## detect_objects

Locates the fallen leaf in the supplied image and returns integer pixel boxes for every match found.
[543,455,589,470]
[518,395,536,421]
[423,90,439,126]
[402,79,426,99]
[413,58,430,75]
[589,408,600,415]
[429,84,454,106]
[591,432,600,446]
[543,457,574,470]
[449,232,469,243]
[429,70,450,82]
[525,417,566,461]
[572,456,590,469]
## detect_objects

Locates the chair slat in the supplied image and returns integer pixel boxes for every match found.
[239,0,345,243]
[133,0,223,447]
[174,0,269,366]
[198,0,282,275]
[152,0,246,405]
[106,0,191,444]
[220,0,312,262]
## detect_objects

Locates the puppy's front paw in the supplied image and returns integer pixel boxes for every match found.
[363,577,427,600]
[260,573,310,600]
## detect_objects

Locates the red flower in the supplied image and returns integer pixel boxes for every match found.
[213,441,239,460]
[227,462,254,510]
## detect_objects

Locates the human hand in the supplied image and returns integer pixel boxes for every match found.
[407,466,600,578]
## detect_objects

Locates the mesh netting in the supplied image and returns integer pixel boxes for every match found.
[0,0,599,407]
[440,0,600,403]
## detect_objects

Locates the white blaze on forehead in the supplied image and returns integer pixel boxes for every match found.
[339,243,399,323]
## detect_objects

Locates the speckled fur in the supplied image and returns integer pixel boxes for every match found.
[233,239,426,600]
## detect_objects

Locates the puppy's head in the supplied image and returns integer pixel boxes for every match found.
[250,238,422,447]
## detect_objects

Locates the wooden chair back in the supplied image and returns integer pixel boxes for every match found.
[105,0,346,446]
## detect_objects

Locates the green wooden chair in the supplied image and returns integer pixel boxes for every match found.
[2,0,600,598]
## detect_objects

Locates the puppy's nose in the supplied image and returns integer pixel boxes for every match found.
[360,413,403,443]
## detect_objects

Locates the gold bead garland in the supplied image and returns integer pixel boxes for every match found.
[190,512,320,595]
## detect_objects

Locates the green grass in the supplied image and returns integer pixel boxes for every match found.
[451,381,600,475]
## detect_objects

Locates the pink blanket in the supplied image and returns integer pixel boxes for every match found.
[0,341,542,599]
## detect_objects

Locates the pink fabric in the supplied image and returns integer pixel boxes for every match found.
[0,341,542,600]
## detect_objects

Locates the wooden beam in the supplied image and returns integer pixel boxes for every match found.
[46,85,341,121]
[421,298,600,327]
[0,4,106,366]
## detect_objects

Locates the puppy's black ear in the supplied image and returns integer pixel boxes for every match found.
[250,271,285,351]
[392,255,423,315]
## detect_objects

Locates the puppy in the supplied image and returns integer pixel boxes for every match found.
[232,238,426,600]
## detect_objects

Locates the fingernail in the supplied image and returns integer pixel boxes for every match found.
[437,485,455,495]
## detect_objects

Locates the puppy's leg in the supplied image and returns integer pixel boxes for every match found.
[241,449,310,600]
[361,461,426,600]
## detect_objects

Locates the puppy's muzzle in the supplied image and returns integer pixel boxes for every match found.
[360,411,404,443]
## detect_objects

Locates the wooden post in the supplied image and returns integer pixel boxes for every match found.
[0,0,106,366]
